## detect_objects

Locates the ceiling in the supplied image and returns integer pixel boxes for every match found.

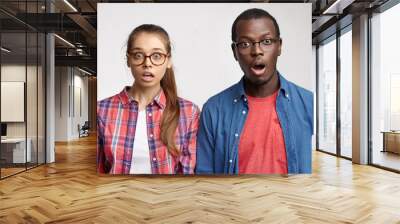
[0,0,391,75]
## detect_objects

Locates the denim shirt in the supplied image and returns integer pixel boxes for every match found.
[195,73,314,174]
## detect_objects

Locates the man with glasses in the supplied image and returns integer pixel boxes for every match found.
[196,8,313,174]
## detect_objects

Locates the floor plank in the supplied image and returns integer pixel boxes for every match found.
[0,135,399,223]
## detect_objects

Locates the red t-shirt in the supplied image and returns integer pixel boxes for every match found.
[238,91,288,174]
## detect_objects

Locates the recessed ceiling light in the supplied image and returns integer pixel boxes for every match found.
[323,0,354,15]
[63,0,78,12]
[1,47,11,53]
[54,34,75,48]
[77,67,92,76]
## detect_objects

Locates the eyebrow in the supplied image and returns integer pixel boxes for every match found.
[238,32,273,40]
[131,47,165,52]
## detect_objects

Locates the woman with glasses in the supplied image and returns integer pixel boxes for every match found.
[97,24,200,174]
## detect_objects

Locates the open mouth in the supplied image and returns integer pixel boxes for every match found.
[141,71,155,81]
[250,63,266,76]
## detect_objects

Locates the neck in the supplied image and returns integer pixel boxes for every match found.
[129,83,161,111]
[244,71,280,98]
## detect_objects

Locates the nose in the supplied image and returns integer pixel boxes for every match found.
[143,56,152,67]
[250,42,263,56]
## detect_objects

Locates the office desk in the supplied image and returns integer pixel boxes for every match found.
[1,138,31,163]
[382,131,400,154]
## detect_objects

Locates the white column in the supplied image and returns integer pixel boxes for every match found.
[352,14,369,164]
[46,1,55,163]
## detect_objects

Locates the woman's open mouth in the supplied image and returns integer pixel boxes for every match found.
[141,71,155,82]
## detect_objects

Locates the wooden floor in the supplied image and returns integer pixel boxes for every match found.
[373,151,400,171]
[0,167,26,178]
[1,135,400,223]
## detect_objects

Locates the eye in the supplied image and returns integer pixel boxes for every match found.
[132,52,144,60]
[151,53,163,61]
[237,42,251,48]
[261,39,273,45]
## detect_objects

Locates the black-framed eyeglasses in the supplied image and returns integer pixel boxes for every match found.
[233,38,281,54]
[127,51,169,66]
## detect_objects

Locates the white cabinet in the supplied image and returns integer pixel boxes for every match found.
[1,138,32,163]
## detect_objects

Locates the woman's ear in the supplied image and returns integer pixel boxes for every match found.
[126,54,130,67]
[167,57,172,69]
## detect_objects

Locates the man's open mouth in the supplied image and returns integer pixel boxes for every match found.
[252,64,266,70]
[250,62,266,76]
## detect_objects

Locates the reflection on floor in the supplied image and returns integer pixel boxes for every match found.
[0,162,40,178]
[341,147,352,158]
[0,167,25,177]
[373,150,400,171]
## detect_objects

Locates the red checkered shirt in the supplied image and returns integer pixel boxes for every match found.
[97,87,200,174]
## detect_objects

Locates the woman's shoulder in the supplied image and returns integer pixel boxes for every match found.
[97,91,125,107]
[177,97,200,116]
[97,92,125,119]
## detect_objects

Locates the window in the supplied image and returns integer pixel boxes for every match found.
[340,28,352,158]
[370,2,400,171]
[318,36,337,155]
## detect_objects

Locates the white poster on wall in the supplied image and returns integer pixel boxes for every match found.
[1,81,25,122]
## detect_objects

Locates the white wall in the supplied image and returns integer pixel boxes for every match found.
[55,67,69,141]
[55,67,89,141]
[72,73,89,138]
[97,3,313,108]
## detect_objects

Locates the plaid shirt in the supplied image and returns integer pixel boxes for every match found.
[97,87,200,174]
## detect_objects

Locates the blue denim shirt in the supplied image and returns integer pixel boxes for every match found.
[196,73,314,174]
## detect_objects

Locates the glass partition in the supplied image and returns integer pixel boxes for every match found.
[370,3,400,171]
[317,36,337,155]
[0,1,46,179]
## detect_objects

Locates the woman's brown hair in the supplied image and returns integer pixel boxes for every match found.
[127,24,180,157]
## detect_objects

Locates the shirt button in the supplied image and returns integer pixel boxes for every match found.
[152,157,157,161]
[229,159,233,163]
[234,99,237,103]
[234,133,239,137]
[148,113,152,117]
[242,110,246,115]
[149,134,154,138]
[244,98,247,102]
[285,93,289,98]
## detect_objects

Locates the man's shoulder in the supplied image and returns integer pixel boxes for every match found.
[204,82,239,108]
[282,78,313,99]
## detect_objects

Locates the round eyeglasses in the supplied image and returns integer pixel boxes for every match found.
[127,52,169,66]
[233,38,281,54]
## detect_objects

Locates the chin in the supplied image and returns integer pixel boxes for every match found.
[246,74,269,85]
[136,81,159,88]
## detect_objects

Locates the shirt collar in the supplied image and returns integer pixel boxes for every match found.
[118,86,167,109]
[234,71,290,100]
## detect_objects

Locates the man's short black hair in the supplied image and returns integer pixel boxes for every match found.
[231,8,280,42]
